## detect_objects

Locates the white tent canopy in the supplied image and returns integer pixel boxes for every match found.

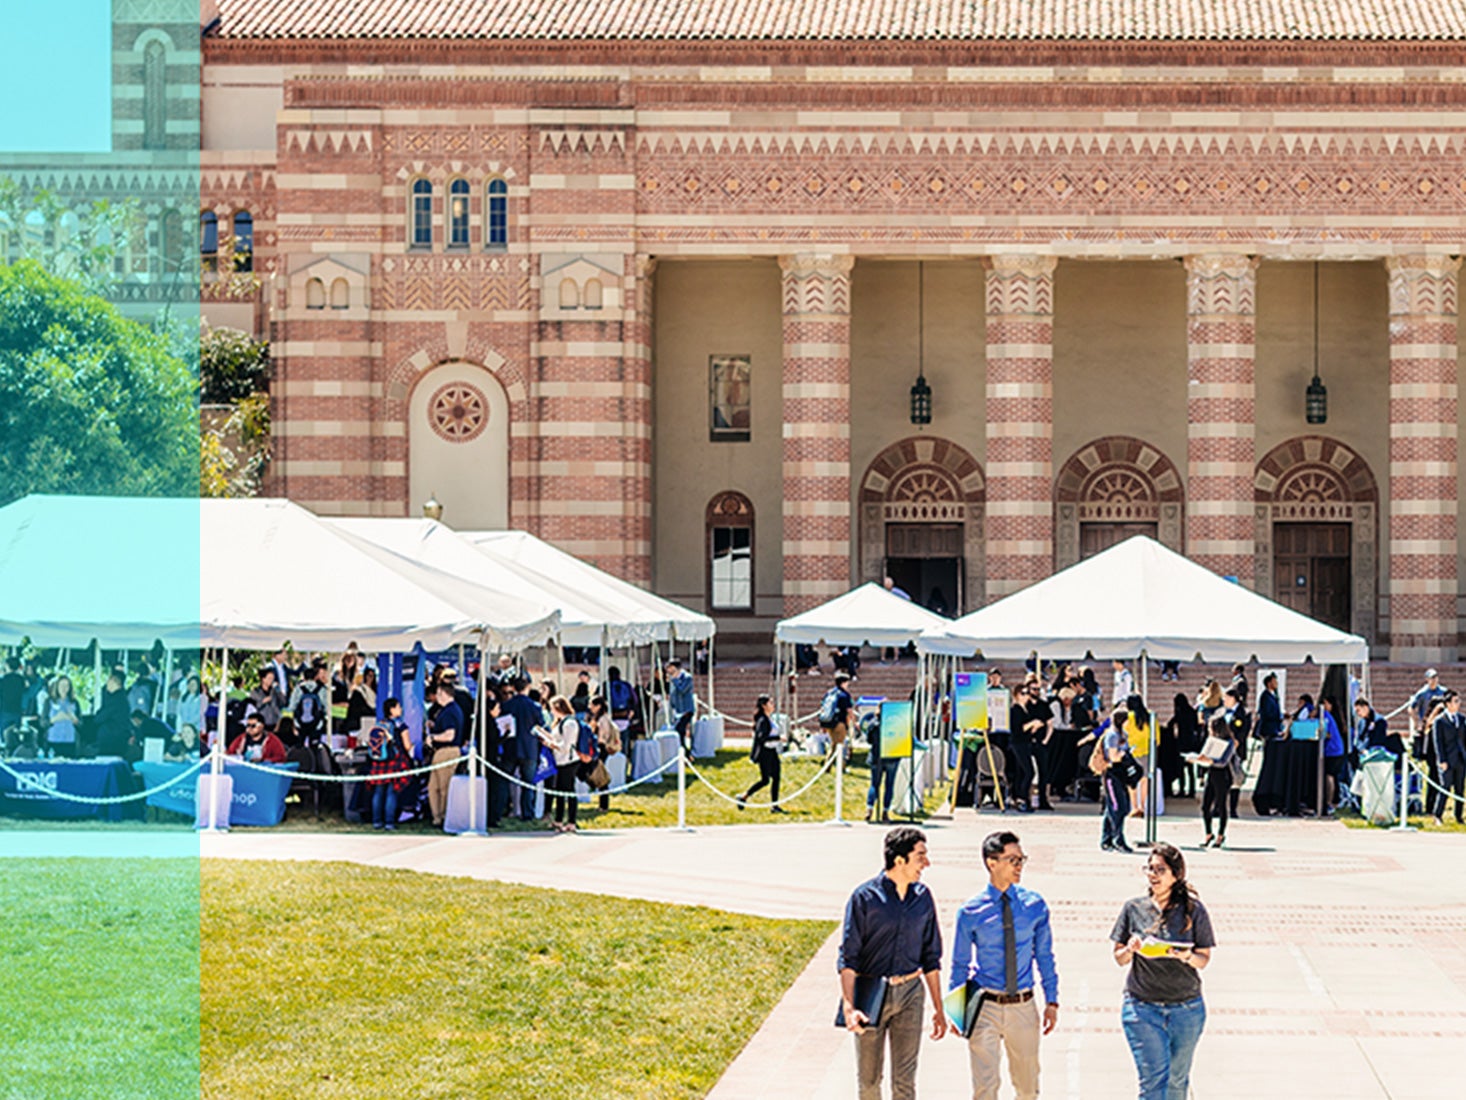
[0,496,560,652]
[917,535,1369,665]
[775,582,951,648]
[462,529,715,646]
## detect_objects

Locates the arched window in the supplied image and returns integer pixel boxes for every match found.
[558,279,580,310]
[486,179,508,248]
[127,210,149,276]
[159,210,183,276]
[143,41,167,150]
[583,278,604,310]
[330,278,349,310]
[305,278,326,309]
[706,492,755,611]
[232,211,253,272]
[410,179,433,249]
[448,179,470,249]
[200,211,218,273]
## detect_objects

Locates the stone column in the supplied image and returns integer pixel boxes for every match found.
[1386,256,1461,661]
[984,255,1057,599]
[1185,254,1259,585]
[780,254,854,615]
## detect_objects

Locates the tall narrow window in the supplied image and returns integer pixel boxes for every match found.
[583,278,604,310]
[707,492,755,612]
[410,179,433,249]
[159,210,183,276]
[143,41,167,150]
[330,278,349,309]
[127,211,149,276]
[200,211,218,273]
[558,279,580,310]
[232,211,253,272]
[709,354,752,442]
[305,278,326,309]
[448,179,470,249]
[486,179,508,248]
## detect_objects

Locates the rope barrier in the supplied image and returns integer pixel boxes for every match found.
[0,757,208,806]
[471,751,681,797]
[1407,759,1466,806]
[228,751,468,783]
[682,749,838,809]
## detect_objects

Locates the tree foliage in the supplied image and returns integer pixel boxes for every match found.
[0,179,137,296]
[200,324,270,404]
[0,260,197,505]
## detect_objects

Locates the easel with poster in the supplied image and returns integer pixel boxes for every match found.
[953,672,1005,811]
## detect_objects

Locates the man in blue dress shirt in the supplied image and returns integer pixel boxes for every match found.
[948,830,1060,1100]
[838,826,947,1100]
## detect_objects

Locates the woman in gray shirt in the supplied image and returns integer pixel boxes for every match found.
[1111,843,1215,1100]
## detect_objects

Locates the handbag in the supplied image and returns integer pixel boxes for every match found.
[533,745,557,784]
[585,759,610,791]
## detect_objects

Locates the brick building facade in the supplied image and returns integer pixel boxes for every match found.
[188,3,1466,658]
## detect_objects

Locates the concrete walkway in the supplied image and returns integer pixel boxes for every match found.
[201,807,1466,1099]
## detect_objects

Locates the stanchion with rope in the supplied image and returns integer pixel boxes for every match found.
[1392,737,1417,832]
[683,749,837,811]
[674,747,691,832]
[202,646,231,832]
[0,757,208,807]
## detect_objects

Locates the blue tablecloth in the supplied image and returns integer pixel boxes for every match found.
[134,759,297,827]
[0,757,139,822]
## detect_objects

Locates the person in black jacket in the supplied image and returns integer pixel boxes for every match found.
[738,694,785,813]
[1429,691,1465,826]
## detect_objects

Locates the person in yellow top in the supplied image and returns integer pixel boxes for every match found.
[1122,695,1152,819]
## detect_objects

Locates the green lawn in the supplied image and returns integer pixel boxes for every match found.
[1338,809,1466,833]
[201,860,832,1100]
[0,858,200,1100]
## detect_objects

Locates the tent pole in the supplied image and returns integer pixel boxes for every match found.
[204,646,229,832]
[93,640,102,714]
[1141,649,1158,847]
[464,634,488,837]
[707,632,716,716]
[158,648,171,720]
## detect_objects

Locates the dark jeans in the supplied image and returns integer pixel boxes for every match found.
[487,764,511,827]
[550,762,578,825]
[1011,740,1036,807]
[867,758,899,814]
[744,753,782,805]
[518,755,540,819]
[1436,761,1466,823]
[1103,772,1131,848]
[675,710,693,749]
[370,783,398,829]
[1201,767,1232,837]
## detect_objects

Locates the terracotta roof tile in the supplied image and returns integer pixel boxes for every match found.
[212,0,1466,41]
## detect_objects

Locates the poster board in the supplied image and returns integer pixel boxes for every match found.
[879,700,914,760]
[987,689,1011,733]
[1289,718,1320,742]
[954,672,989,732]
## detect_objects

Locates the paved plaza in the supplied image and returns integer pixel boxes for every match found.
[196,806,1466,1100]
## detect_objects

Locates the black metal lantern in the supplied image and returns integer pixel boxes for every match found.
[910,373,932,425]
[1305,262,1328,424]
[422,493,444,521]
[909,262,933,426]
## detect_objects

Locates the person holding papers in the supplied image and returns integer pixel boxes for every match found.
[1111,843,1215,1100]
[1189,717,1237,849]
[946,830,1059,1100]
[837,827,946,1100]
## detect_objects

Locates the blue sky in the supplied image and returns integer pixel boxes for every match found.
[0,0,112,152]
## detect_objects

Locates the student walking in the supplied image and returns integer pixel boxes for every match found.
[1111,843,1216,1100]
[947,830,1060,1100]
[837,827,947,1100]
[738,695,785,813]
[1194,716,1237,849]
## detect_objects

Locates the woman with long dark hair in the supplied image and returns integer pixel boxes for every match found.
[1195,715,1237,848]
[1125,693,1153,818]
[1162,693,1199,799]
[737,695,785,814]
[1111,843,1215,1100]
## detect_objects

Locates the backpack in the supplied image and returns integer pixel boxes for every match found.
[608,679,634,714]
[575,718,597,763]
[296,687,323,733]
[818,687,842,728]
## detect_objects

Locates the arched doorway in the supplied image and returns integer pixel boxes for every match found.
[1055,436,1184,568]
[1254,436,1378,641]
[408,361,510,528]
[859,437,985,615]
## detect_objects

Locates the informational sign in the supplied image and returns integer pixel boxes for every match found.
[954,672,989,732]
[879,700,914,760]
[988,689,1012,733]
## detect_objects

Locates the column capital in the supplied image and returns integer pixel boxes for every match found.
[1185,254,1259,317]
[983,254,1058,280]
[779,253,853,317]
[984,254,1056,318]
[1386,255,1461,317]
[633,254,658,280]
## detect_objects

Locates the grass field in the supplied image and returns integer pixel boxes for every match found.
[0,858,200,1100]
[201,860,832,1100]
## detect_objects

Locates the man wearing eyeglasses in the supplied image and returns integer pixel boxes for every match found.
[948,830,1059,1100]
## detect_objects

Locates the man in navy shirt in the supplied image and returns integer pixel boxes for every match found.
[503,677,546,820]
[948,831,1059,1100]
[425,681,464,828]
[838,826,946,1100]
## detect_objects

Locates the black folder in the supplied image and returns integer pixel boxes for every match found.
[835,975,888,1029]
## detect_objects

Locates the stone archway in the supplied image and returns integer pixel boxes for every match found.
[1254,436,1379,643]
[1055,436,1184,569]
[859,437,985,613]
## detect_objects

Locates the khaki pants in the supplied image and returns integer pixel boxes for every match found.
[428,745,461,825]
[855,977,925,1100]
[968,996,1040,1100]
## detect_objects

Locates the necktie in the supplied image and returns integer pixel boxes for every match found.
[1002,892,1018,994]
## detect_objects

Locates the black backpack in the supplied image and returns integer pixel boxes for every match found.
[819,687,842,728]
[296,686,324,734]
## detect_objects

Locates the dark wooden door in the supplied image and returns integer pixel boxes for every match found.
[886,524,963,614]
[1080,522,1157,560]
[1274,524,1351,630]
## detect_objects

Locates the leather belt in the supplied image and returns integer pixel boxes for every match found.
[981,989,1034,1005]
[887,969,924,987]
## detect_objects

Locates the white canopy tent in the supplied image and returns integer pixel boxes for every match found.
[917,536,1369,665]
[774,582,951,649]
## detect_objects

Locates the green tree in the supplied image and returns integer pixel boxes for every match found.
[200,324,270,404]
[0,179,137,296]
[0,260,197,505]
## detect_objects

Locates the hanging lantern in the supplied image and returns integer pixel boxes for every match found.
[422,493,444,521]
[910,374,932,425]
[1305,374,1328,424]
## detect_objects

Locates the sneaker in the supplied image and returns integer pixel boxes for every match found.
[384,824,396,832]
[770,807,788,815]
[1101,841,1114,851]
[1115,841,1135,853]
[736,795,747,812]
